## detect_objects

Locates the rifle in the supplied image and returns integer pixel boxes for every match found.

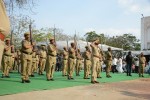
[10,30,14,53]
[53,25,56,44]
[74,33,78,55]
[29,22,36,51]
[67,39,69,50]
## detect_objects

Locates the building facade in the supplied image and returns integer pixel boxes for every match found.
[141,16,150,50]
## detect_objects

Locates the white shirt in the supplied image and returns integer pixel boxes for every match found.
[112,58,117,65]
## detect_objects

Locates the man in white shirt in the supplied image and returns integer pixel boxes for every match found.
[112,57,117,73]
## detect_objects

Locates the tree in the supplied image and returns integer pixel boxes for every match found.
[85,31,141,51]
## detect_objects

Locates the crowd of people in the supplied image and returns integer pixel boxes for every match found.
[1,31,149,84]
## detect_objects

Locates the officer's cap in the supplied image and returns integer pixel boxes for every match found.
[92,37,99,42]
[49,37,54,40]
[5,38,10,41]
[24,32,30,36]
[63,47,67,49]
[85,46,90,49]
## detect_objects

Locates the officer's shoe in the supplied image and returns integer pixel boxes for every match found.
[21,80,25,83]
[97,76,102,78]
[47,79,50,81]
[50,79,54,81]
[71,78,74,80]
[25,80,31,83]
[6,76,10,78]
[31,75,35,77]
[91,81,95,84]
[94,81,99,83]
[142,75,144,77]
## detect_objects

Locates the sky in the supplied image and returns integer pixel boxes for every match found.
[25,0,150,39]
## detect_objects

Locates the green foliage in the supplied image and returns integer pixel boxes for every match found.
[85,31,141,51]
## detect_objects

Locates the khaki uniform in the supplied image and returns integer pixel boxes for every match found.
[21,39,32,81]
[91,44,100,82]
[76,52,82,76]
[46,43,57,80]
[14,51,21,72]
[0,0,10,68]
[68,47,76,79]
[2,44,12,76]
[31,51,37,75]
[106,51,112,76]
[39,50,47,75]
[83,50,91,79]
[10,53,15,72]
[62,50,68,76]
[97,48,103,78]
[36,54,39,73]
[139,56,146,76]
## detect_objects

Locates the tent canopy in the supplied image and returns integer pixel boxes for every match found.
[37,40,123,52]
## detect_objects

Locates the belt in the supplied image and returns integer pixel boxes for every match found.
[93,55,99,58]
[69,56,76,59]
[40,57,46,59]
[4,54,12,57]
[0,33,5,41]
[22,51,32,55]
[85,59,90,60]
[63,59,68,60]
[48,54,56,57]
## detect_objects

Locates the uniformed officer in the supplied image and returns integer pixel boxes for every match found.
[0,0,10,68]
[83,46,91,79]
[21,32,33,83]
[139,52,146,77]
[75,49,82,76]
[39,44,47,75]
[97,47,103,78]
[2,38,13,78]
[90,38,101,84]
[106,47,112,78]
[62,47,68,76]
[15,49,21,73]
[10,52,15,72]
[68,42,76,80]
[31,48,37,77]
[46,37,57,81]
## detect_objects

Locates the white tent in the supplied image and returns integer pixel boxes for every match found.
[37,40,123,52]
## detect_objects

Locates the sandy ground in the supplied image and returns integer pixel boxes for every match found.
[0,78,150,100]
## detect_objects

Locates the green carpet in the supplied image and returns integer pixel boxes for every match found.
[0,71,149,96]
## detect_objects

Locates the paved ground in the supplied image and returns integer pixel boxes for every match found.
[0,78,150,100]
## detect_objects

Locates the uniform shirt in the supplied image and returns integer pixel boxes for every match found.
[40,50,47,58]
[47,43,57,56]
[32,52,36,62]
[0,0,10,36]
[4,44,12,56]
[84,50,91,60]
[76,52,82,60]
[139,56,146,64]
[106,51,112,61]
[69,47,76,59]
[21,40,32,53]
[91,44,99,57]
[63,50,68,60]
